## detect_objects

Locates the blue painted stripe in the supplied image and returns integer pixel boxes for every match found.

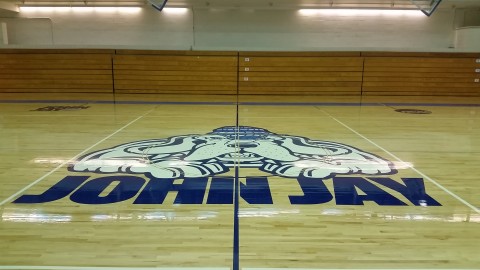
[238,102,480,107]
[0,100,92,104]
[105,101,236,105]
[0,100,236,105]
[239,102,368,106]
[383,102,480,107]
[232,101,240,270]
[233,165,240,270]
[1,99,480,107]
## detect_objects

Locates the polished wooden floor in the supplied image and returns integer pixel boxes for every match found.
[0,93,479,270]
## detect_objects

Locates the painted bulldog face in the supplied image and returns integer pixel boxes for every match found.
[70,126,396,179]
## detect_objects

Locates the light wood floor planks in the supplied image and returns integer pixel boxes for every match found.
[0,94,479,270]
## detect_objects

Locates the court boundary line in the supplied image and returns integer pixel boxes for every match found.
[243,269,479,270]
[323,111,480,214]
[1,99,480,107]
[0,108,155,206]
[0,267,229,270]
[0,267,476,270]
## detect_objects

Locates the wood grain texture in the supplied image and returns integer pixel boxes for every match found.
[0,99,237,268]
[0,53,114,93]
[363,56,480,96]
[113,54,238,94]
[239,51,361,57]
[239,56,363,95]
[0,95,478,269]
[0,50,479,96]
[236,100,480,269]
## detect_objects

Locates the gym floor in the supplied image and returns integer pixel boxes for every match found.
[0,93,479,270]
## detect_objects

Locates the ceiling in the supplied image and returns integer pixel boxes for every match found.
[1,0,480,10]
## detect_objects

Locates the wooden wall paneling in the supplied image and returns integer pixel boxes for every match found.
[113,52,238,94]
[238,52,363,95]
[0,50,478,96]
[363,55,480,96]
[0,50,114,93]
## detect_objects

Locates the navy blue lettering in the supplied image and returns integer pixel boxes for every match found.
[133,178,173,204]
[369,177,441,206]
[207,177,234,204]
[134,177,208,204]
[13,176,89,204]
[333,177,407,205]
[289,176,333,204]
[70,176,145,204]
[14,175,441,206]
[240,177,273,204]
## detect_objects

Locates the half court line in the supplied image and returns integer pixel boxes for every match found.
[232,87,241,270]
[0,108,155,206]
[322,111,480,214]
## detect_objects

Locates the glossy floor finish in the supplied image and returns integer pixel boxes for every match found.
[0,94,479,270]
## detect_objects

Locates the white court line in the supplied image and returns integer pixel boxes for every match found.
[0,268,476,270]
[244,269,478,270]
[0,269,476,270]
[0,267,229,270]
[324,112,480,214]
[0,108,155,206]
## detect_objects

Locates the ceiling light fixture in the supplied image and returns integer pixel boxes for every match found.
[298,8,424,17]
[161,7,188,14]
[19,6,142,14]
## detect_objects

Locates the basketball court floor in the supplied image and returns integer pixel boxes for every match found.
[0,93,479,270]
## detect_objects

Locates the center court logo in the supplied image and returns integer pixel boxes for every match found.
[13,126,441,206]
[70,126,396,179]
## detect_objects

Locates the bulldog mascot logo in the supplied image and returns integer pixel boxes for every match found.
[16,126,441,206]
[70,126,396,179]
